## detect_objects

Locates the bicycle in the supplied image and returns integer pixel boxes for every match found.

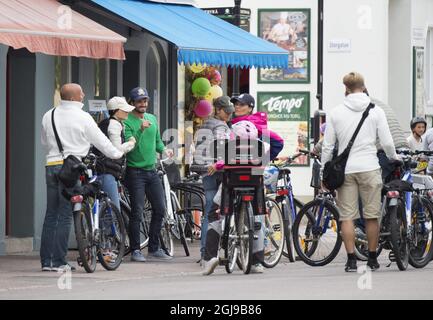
[218,139,267,274]
[119,180,152,256]
[262,151,306,268]
[386,149,433,270]
[64,154,126,273]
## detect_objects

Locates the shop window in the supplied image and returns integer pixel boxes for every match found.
[54,57,79,106]
[94,59,109,99]
[54,57,70,106]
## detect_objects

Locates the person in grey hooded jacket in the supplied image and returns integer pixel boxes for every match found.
[193,96,234,264]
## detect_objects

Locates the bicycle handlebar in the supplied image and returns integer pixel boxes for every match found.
[396,149,433,156]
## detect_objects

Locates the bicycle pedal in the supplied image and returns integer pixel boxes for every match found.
[253,235,259,240]
[77,257,83,267]
[388,251,396,263]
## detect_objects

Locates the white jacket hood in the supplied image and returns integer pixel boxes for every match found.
[343,92,371,112]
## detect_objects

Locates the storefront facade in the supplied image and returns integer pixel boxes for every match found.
[0,0,126,255]
[0,0,288,255]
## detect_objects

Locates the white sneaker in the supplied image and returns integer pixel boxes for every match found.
[250,263,264,274]
[202,257,219,276]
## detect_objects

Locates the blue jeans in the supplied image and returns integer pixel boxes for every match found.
[40,165,73,268]
[125,167,166,253]
[97,174,120,211]
[201,175,219,257]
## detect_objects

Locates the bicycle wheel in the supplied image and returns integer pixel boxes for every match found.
[262,197,284,268]
[389,200,409,271]
[172,193,190,256]
[282,198,303,260]
[160,221,174,257]
[292,199,342,267]
[98,200,126,271]
[139,199,153,250]
[354,225,384,261]
[237,201,254,274]
[122,201,150,255]
[178,216,190,256]
[224,214,239,274]
[74,201,97,273]
[120,201,131,255]
[409,197,433,269]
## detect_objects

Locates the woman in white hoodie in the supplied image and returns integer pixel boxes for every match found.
[321,72,398,272]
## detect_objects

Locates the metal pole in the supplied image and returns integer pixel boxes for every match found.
[233,0,241,96]
[317,0,324,110]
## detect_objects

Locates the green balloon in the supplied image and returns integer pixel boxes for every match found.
[192,77,211,97]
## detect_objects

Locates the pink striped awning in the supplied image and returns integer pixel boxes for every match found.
[0,0,126,60]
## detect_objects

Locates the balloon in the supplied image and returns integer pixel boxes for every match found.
[189,63,206,73]
[191,77,211,97]
[208,85,223,100]
[194,100,212,118]
[207,70,222,85]
[204,91,214,103]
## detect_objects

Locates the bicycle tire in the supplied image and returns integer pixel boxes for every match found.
[282,198,303,260]
[262,197,284,268]
[122,201,150,255]
[292,199,342,267]
[408,197,433,269]
[389,200,409,271]
[354,227,384,261]
[74,202,97,273]
[237,201,254,274]
[98,200,126,271]
[224,214,238,274]
[160,219,174,257]
[178,218,190,256]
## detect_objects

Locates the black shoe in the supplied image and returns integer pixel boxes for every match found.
[345,259,358,272]
[367,259,380,271]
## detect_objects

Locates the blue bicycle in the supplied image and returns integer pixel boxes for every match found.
[263,151,306,268]
[386,149,433,270]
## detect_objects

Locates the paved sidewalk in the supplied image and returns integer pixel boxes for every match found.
[1,242,432,300]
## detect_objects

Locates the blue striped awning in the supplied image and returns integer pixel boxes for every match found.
[91,0,289,69]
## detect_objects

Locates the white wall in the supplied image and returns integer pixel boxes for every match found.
[389,0,412,129]
[323,0,389,111]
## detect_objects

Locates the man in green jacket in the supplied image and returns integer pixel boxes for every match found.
[124,87,172,262]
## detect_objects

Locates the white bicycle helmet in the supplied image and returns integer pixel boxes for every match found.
[231,120,258,139]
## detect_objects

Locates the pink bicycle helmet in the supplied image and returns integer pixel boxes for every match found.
[231,120,258,139]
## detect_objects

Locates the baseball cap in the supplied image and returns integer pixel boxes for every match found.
[230,93,255,109]
[214,96,235,114]
[129,87,149,102]
[107,97,135,113]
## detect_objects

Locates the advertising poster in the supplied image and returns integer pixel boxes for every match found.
[258,92,310,166]
[258,9,310,83]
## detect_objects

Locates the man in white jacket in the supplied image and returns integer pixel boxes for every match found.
[40,84,124,272]
[321,72,398,272]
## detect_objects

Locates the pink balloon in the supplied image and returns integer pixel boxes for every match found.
[194,100,212,118]
[207,70,222,85]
